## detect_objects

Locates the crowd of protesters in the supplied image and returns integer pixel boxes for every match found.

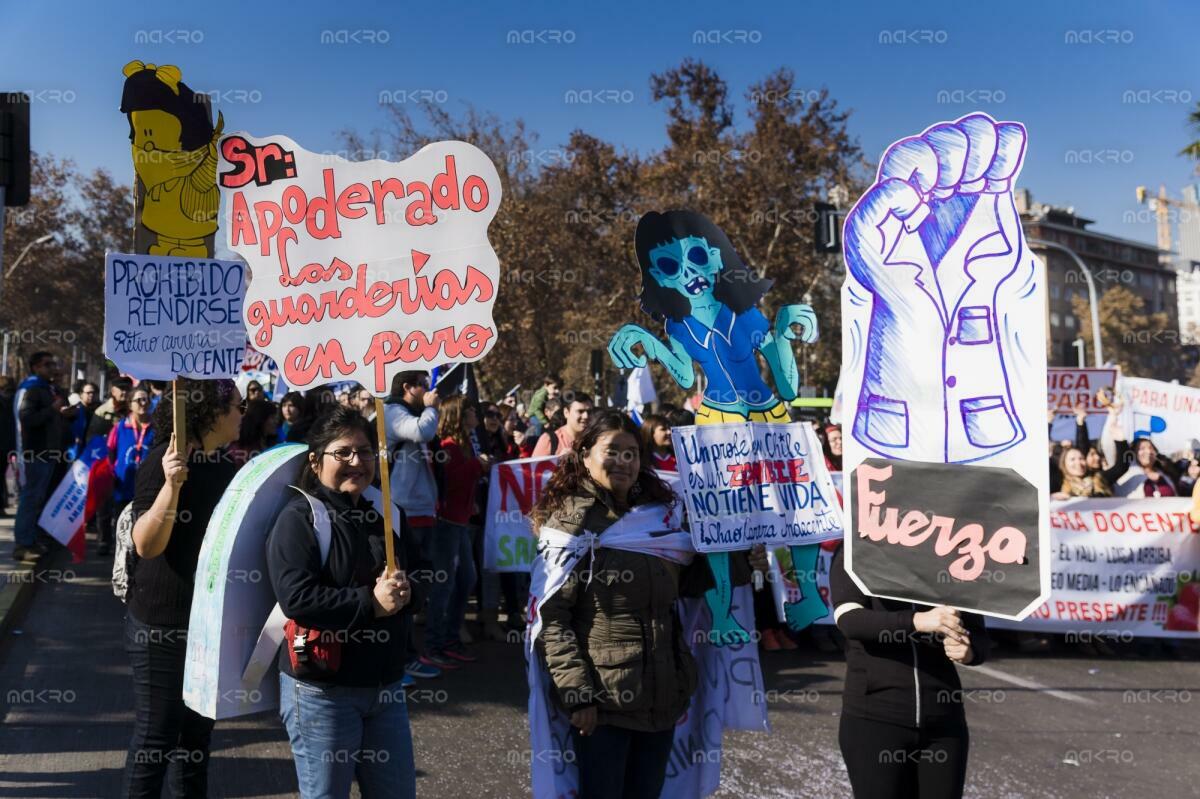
[3,357,1199,798]
[1048,402,1198,500]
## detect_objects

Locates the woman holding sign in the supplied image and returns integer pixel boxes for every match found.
[530,410,765,799]
[266,406,420,799]
[123,379,243,798]
[829,543,991,799]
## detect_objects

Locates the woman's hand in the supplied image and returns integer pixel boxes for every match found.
[570,705,598,736]
[162,434,189,489]
[913,606,969,644]
[944,637,974,664]
[372,569,409,617]
[1051,491,1070,500]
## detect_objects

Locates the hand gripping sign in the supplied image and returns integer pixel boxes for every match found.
[218,134,502,395]
[840,113,1050,619]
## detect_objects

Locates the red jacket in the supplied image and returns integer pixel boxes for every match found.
[436,437,483,525]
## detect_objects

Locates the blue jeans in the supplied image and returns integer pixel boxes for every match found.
[425,520,476,652]
[14,460,54,547]
[279,673,416,799]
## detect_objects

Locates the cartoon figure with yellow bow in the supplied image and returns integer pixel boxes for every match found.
[120,60,223,256]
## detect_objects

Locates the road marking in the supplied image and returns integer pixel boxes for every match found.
[971,664,1098,705]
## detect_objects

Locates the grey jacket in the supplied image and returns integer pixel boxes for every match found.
[384,400,439,518]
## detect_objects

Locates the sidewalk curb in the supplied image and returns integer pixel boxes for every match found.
[0,547,69,640]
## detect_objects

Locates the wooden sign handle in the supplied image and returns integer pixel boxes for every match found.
[374,397,396,573]
[172,378,186,451]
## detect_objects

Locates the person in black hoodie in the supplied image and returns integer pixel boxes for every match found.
[830,543,990,799]
[267,406,419,799]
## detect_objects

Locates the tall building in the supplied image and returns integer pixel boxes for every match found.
[1173,184,1200,344]
[1016,190,1178,370]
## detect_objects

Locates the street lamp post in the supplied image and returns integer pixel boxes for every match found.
[1028,237,1104,367]
[0,232,54,304]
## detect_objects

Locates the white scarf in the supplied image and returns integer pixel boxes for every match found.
[526,502,768,798]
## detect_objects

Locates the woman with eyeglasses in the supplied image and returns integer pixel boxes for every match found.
[123,379,244,798]
[107,385,156,546]
[267,406,419,799]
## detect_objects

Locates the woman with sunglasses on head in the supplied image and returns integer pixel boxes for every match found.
[267,406,419,799]
[123,379,243,798]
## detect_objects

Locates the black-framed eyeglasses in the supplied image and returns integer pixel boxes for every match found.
[321,446,374,463]
[484,410,501,420]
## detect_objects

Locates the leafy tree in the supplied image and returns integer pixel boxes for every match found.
[2,154,128,379]
[1071,287,1182,378]
[345,60,866,400]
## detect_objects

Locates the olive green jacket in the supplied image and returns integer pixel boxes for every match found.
[535,481,749,732]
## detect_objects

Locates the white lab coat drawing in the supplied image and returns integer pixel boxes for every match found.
[841,113,1042,465]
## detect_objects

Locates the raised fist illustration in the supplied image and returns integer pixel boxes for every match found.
[843,113,1036,464]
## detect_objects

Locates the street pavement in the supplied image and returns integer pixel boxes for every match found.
[1,527,1197,799]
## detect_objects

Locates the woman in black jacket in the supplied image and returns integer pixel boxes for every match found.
[830,544,990,799]
[266,406,420,799]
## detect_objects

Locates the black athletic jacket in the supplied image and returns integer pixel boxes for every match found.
[829,545,990,728]
[266,484,422,687]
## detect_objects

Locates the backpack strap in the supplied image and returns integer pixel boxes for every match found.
[241,487,336,691]
[362,484,405,541]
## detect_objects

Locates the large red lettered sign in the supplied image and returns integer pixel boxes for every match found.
[218,134,502,394]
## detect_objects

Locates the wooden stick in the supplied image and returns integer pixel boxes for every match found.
[172,378,186,449]
[374,397,396,573]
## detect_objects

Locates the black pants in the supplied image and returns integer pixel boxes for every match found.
[123,613,214,798]
[571,724,675,799]
[97,496,118,547]
[839,713,968,799]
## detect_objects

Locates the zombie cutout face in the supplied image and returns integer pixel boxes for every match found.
[648,235,722,298]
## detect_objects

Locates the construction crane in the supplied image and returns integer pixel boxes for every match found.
[1135,183,1199,257]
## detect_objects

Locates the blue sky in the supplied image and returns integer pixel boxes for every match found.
[2,0,1197,246]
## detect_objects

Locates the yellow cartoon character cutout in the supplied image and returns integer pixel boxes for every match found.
[120,60,224,255]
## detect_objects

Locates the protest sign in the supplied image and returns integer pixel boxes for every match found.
[1117,376,1200,457]
[184,443,306,720]
[483,455,558,572]
[1048,367,1118,442]
[988,497,1200,638]
[104,252,246,379]
[121,60,221,257]
[840,113,1050,620]
[218,134,502,395]
[671,421,842,552]
[606,209,831,639]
